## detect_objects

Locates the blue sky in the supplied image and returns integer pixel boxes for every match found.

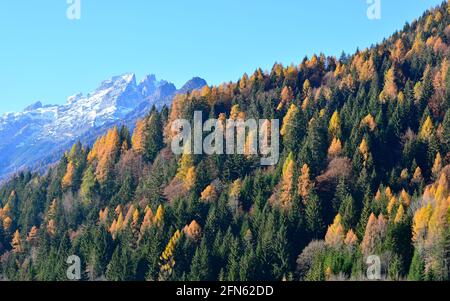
[0,0,444,113]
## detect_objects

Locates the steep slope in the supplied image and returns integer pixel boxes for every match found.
[0,74,206,179]
[0,2,448,282]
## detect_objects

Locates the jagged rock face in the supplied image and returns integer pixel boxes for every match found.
[0,73,206,179]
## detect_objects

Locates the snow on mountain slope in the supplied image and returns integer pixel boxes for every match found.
[0,73,206,179]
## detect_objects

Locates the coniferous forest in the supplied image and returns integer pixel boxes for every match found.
[0,2,449,282]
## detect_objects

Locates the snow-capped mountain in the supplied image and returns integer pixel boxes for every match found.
[0,73,207,179]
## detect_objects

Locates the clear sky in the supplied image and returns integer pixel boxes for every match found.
[0,0,444,114]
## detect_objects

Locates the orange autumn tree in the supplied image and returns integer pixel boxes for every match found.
[361,213,387,256]
[279,153,295,208]
[26,226,39,246]
[328,138,342,159]
[88,127,120,183]
[183,220,202,240]
[379,67,398,102]
[360,114,377,132]
[344,229,358,247]
[201,184,217,203]
[61,161,75,190]
[411,167,450,279]
[140,206,154,234]
[11,230,23,253]
[132,118,147,154]
[277,86,294,110]
[298,164,313,201]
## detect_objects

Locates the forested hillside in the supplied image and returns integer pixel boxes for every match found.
[0,2,449,281]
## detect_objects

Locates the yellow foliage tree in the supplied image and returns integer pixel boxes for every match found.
[302,80,312,99]
[394,205,405,223]
[385,187,394,200]
[280,154,295,208]
[154,205,164,228]
[3,216,12,232]
[325,214,345,248]
[359,138,370,162]
[176,153,194,180]
[328,111,341,138]
[159,230,182,281]
[184,167,196,191]
[435,172,449,202]
[229,179,242,212]
[280,104,299,136]
[387,197,397,215]
[400,189,411,206]
[412,204,432,243]
[94,127,120,183]
[132,119,147,154]
[131,208,140,233]
[419,116,434,140]
[412,166,424,185]
[379,67,398,102]
[432,153,442,179]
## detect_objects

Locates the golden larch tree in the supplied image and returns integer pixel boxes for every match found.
[360,114,377,132]
[432,153,442,179]
[298,164,313,201]
[132,118,147,154]
[183,220,202,240]
[61,161,75,190]
[159,230,182,281]
[279,154,295,208]
[344,229,358,247]
[11,230,23,253]
[140,206,154,234]
[280,104,299,136]
[325,214,345,248]
[201,184,217,203]
[419,116,434,140]
[328,138,342,159]
[379,67,398,102]
[328,111,341,138]
[154,205,164,228]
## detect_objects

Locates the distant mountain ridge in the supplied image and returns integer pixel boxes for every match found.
[0,73,207,179]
